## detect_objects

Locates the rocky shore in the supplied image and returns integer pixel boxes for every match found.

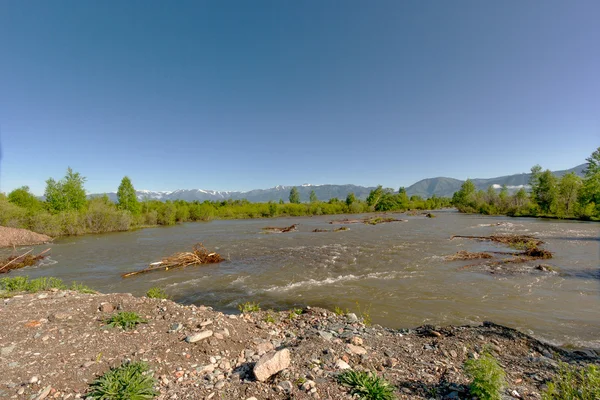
[0,226,52,248]
[0,290,598,399]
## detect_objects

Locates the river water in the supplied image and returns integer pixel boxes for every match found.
[9,211,600,349]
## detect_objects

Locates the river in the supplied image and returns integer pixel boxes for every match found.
[8,211,600,349]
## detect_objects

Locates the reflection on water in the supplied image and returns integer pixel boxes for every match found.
[7,211,600,349]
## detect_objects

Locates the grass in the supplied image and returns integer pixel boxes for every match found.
[463,352,506,400]
[288,307,303,320]
[87,361,158,400]
[0,276,97,297]
[146,287,168,299]
[105,312,148,330]
[264,310,276,324]
[355,301,373,326]
[334,306,349,316]
[338,370,396,400]
[238,301,261,313]
[542,362,600,400]
[71,281,96,294]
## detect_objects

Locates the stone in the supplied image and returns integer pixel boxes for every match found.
[253,349,291,382]
[350,336,363,346]
[214,380,225,389]
[256,342,274,355]
[1,344,15,356]
[186,330,213,343]
[277,380,293,393]
[99,303,114,313]
[30,376,39,384]
[383,357,397,368]
[335,359,351,370]
[346,344,367,355]
[169,323,183,333]
[346,313,358,323]
[49,312,70,321]
[36,385,52,400]
[318,331,333,341]
[450,350,458,358]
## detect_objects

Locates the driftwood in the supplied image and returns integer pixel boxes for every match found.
[445,251,493,261]
[262,224,298,233]
[312,227,350,233]
[329,217,406,225]
[450,234,544,247]
[0,248,51,274]
[122,243,223,278]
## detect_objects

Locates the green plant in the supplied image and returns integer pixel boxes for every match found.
[0,276,66,293]
[542,362,600,400]
[334,306,349,316]
[338,370,395,400]
[105,312,148,330]
[146,287,168,299]
[463,352,506,400]
[87,361,158,399]
[238,301,261,313]
[264,311,276,324]
[71,282,96,294]
[355,301,372,326]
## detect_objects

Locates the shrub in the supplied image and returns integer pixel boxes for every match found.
[542,362,600,400]
[463,352,506,400]
[146,287,168,299]
[238,301,261,313]
[338,370,395,400]
[87,361,158,399]
[105,312,147,330]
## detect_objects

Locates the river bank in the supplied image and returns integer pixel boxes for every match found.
[1,289,598,400]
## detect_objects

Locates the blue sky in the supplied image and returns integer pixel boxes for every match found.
[0,1,598,195]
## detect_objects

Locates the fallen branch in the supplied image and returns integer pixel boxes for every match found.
[262,224,298,233]
[122,243,223,278]
[445,251,493,261]
[0,248,51,274]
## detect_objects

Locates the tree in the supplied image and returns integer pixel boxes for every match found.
[117,176,140,215]
[309,190,318,203]
[366,185,384,207]
[289,187,300,204]
[397,187,409,208]
[44,167,87,212]
[532,169,558,213]
[345,192,356,207]
[578,147,600,216]
[8,186,43,211]
[452,179,476,209]
[557,172,581,216]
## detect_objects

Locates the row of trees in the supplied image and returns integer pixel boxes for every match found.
[452,147,600,220]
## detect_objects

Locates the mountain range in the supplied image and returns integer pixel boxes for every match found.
[95,164,587,203]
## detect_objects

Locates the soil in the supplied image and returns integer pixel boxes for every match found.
[0,226,53,248]
[0,290,598,400]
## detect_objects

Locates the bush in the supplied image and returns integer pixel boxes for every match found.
[338,370,395,400]
[87,361,158,399]
[542,362,600,400]
[105,312,147,330]
[146,287,168,299]
[463,352,506,400]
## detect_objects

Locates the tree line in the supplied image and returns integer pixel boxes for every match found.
[452,147,600,220]
[1,172,446,237]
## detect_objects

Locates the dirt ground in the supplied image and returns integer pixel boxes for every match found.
[0,226,52,248]
[0,290,598,399]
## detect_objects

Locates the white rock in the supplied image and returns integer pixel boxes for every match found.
[335,360,351,370]
[185,330,213,343]
[346,344,367,355]
[253,349,291,382]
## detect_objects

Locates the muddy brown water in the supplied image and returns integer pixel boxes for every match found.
[6,211,600,349]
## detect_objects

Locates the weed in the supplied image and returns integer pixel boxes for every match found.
[334,306,348,316]
[146,287,168,299]
[295,377,307,386]
[355,301,372,326]
[0,276,66,293]
[464,352,506,400]
[105,312,148,330]
[264,310,276,324]
[87,361,158,399]
[542,362,600,400]
[238,301,261,313]
[338,370,396,400]
[71,282,96,294]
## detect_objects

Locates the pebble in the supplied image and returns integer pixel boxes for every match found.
[35,385,52,400]
[99,303,114,313]
[169,323,183,333]
[277,380,293,393]
[346,344,367,355]
[335,360,351,370]
[185,330,213,343]
[346,313,359,323]
[30,376,39,384]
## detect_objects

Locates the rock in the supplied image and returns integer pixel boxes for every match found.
[49,312,70,321]
[169,323,183,333]
[17,387,24,395]
[246,398,258,400]
[346,344,367,355]
[30,376,39,384]
[277,380,293,393]
[186,330,213,343]
[335,359,351,370]
[36,385,52,400]
[99,303,114,313]
[450,350,458,358]
[257,342,274,355]
[214,380,225,389]
[253,349,291,382]
[1,344,15,356]
[350,336,363,346]
[383,357,397,368]
[318,331,333,341]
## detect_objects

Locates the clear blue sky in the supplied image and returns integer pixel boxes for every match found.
[1,1,598,195]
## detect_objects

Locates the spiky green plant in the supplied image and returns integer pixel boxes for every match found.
[105,312,147,330]
[464,352,506,400]
[0,276,67,293]
[145,287,168,299]
[542,362,600,400]
[338,370,395,400]
[87,361,158,399]
[238,301,260,313]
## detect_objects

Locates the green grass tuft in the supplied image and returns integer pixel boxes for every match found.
[87,361,158,399]
[105,312,148,330]
[238,301,261,313]
[542,362,600,400]
[464,352,506,400]
[146,287,168,299]
[338,370,396,400]
[0,276,66,294]
[71,282,96,294]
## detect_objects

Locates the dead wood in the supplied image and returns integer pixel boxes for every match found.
[122,243,223,278]
[0,248,51,274]
[262,224,298,233]
[445,251,493,261]
[329,216,406,225]
[450,234,544,246]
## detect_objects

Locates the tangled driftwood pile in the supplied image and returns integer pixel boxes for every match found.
[312,227,350,233]
[445,251,493,261]
[329,216,406,225]
[0,249,51,274]
[122,243,223,278]
[262,224,298,233]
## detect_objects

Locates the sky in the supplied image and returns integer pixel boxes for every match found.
[0,1,598,195]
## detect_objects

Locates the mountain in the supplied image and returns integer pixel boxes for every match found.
[93,164,587,202]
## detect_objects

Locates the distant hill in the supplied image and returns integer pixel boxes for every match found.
[92,164,587,202]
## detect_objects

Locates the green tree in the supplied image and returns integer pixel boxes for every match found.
[452,179,476,210]
[556,172,581,216]
[532,169,558,213]
[309,190,318,203]
[397,187,409,208]
[117,176,140,215]
[345,192,356,207]
[44,167,87,212]
[8,186,43,211]
[578,147,600,217]
[289,187,300,204]
[366,185,384,208]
